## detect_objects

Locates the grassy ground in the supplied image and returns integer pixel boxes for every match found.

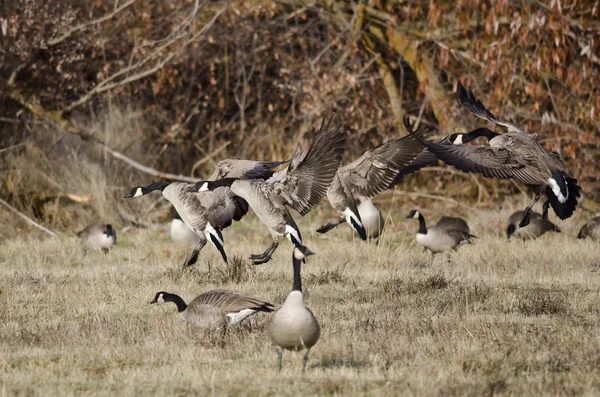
[1,199,600,396]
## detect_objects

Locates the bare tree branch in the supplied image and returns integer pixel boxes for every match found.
[0,198,58,237]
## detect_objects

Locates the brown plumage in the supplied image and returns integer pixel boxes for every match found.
[578,216,600,241]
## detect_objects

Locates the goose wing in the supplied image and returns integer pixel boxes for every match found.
[457,81,526,134]
[422,140,544,186]
[339,117,428,199]
[192,289,274,312]
[268,118,347,215]
[436,216,470,234]
[209,159,287,180]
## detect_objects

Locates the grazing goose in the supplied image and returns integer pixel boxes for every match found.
[422,81,580,228]
[124,159,282,267]
[188,118,347,264]
[267,245,320,371]
[150,289,274,330]
[170,214,197,244]
[506,210,560,240]
[358,199,385,240]
[578,216,600,241]
[316,117,427,239]
[78,223,117,253]
[406,210,474,253]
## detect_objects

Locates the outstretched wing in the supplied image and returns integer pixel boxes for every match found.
[339,116,428,199]
[209,159,287,180]
[192,289,274,312]
[457,81,526,134]
[270,118,347,215]
[422,140,543,186]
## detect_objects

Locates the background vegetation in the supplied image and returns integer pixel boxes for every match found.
[1,1,599,232]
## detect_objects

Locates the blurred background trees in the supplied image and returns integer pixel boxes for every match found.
[0,0,598,233]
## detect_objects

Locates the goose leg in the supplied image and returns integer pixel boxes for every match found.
[302,348,311,372]
[184,238,207,268]
[542,200,550,224]
[277,349,284,372]
[316,217,346,234]
[519,192,541,228]
[250,241,279,265]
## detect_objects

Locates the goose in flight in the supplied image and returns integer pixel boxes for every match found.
[188,117,347,264]
[422,81,580,227]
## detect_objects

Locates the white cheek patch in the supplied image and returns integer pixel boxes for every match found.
[453,135,464,145]
[342,207,363,228]
[285,224,302,244]
[157,295,165,304]
[134,188,143,197]
[204,222,224,247]
[412,211,420,219]
[547,178,568,203]
[199,182,209,192]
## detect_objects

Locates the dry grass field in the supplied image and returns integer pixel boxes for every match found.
[1,198,600,396]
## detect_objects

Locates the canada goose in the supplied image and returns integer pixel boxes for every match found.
[78,223,117,253]
[578,216,600,241]
[188,118,346,264]
[150,289,274,330]
[267,245,320,371]
[422,81,580,228]
[406,210,474,253]
[170,214,197,244]
[317,117,427,239]
[124,160,282,267]
[506,210,560,240]
[358,199,385,240]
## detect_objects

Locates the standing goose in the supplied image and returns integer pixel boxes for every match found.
[78,223,117,253]
[406,210,474,253]
[267,245,320,371]
[317,117,427,239]
[578,216,600,241]
[422,81,580,228]
[188,118,347,264]
[150,289,274,330]
[124,159,283,266]
[506,210,560,240]
[357,199,385,240]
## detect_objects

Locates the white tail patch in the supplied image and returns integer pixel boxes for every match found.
[226,308,257,324]
[285,224,302,244]
[547,178,568,203]
[342,207,363,229]
[204,222,224,247]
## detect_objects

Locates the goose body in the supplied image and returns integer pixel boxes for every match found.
[78,223,117,253]
[189,118,347,264]
[407,210,473,253]
[578,216,600,241]
[357,200,385,240]
[124,159,280,266]
[317,117,427,240]
[422,81,580,228]
[151,289,274,330]
[506,210,560,239]
[436,216,470,235]
[267,246,320,370]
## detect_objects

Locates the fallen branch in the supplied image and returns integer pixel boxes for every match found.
[0,198,58,237]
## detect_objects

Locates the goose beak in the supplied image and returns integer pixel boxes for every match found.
[124,192,134,198]
[149,299,157,304]
[187,184,200,193]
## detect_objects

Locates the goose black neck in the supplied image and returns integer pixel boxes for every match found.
[164,293,187,312]
[465,127,499,143]
[417,213,427,234]
[292,254,302,292]
[143,181,170,194]
[209,178,238,189]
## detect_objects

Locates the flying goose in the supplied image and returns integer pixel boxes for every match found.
[578,216,600,241]
[124,159,283,266]
[506,210,560,239]
[357,199,385,240]
[150,289,274,330]
[78,223,117,253]
[188,118,347,264]
[406,210,474,253]
[422,81,580,228]
[267,245,320,371]
[317,117,427,239]
[170,214,197,244]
